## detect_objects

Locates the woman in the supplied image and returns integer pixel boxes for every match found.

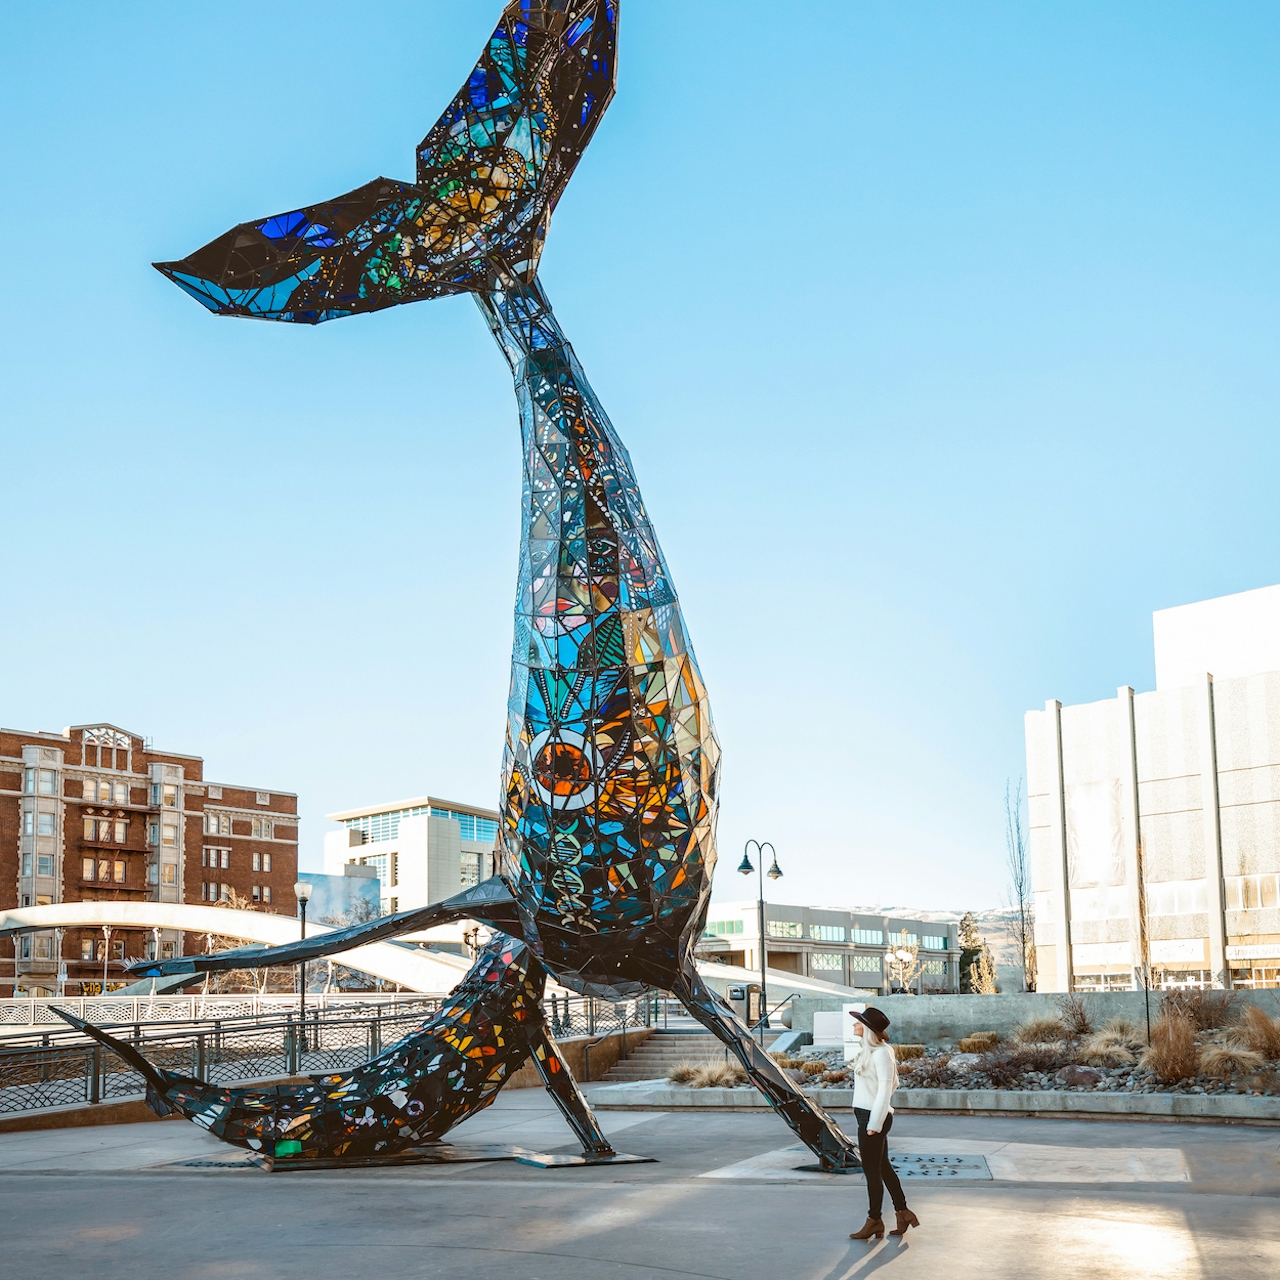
[847,1006,920,1241]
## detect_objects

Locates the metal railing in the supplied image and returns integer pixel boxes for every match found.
[0,991,437,1034]
[0,993,651,1117]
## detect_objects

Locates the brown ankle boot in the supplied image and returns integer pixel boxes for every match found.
[889,1209,920,1237]
[849,1216,885,1241]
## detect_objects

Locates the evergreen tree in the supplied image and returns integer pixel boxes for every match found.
[958,911,984,994]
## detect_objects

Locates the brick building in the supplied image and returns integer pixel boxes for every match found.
[0,723,298,996]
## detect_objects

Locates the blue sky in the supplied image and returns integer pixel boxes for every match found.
[3,2,1279,911]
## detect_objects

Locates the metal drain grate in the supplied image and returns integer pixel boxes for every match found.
[893,1154,990,1180]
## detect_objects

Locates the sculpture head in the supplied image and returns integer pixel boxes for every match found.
[155,0,618,323]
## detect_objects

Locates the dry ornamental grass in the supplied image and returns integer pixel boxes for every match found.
[667,1060,747,1088]
[1140,1014,1198,1084]
[1012,1016,1068,1045]
[958,1032,1000,1053]
[893,1044,926,1062]
[1055,993,1094,1037]
[1234,1005,1280,1061]
[1198,1043,1266,1079]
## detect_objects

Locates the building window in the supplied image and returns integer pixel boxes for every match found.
[921,935,948,951]
[252,851,260,871]
[766,921,803,939]
[1225,874,1280,912]
[221,883,231,901]
[163,785,178,807]
[920,960,948,976]
[22,853,32,876]
[161,942,175,959]
[37,854,54,877]
[261,885,271,903]
[252,885,262,902]
[706,920,746,937]
[114,860,125,883]
[148,863,159,885]
[389,897,399,913]
[205,812,231,836]
[1147,880,1209,917]
[850,953,884,973]
[96,858,111,881]
[23,768,34,794]
[19,938,30,960]
[82,857,94,881]
[38,770,57,796]
[161,864,177,886]
[850,929,885,947]
[80,939,95,960]
[114,820,127,843]
[252,818,273,840]
[111,940,124,961]
[256,792,271,805]
[113,782,128,804]
[204,848,230,869]
[22,811,33,836]
[162,823,178,847]
[810,952,844,971]
[810,925,846,943]
[33,936,53,960]
[148,824,159,846]
[37,813,56,837]
[202,882,213,901]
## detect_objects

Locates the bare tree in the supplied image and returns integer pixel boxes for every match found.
[1004,778,1036,992]
[885,929,923,993]
[198,891,294,994]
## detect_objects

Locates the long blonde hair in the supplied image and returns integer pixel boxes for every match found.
[853,1022,897,1087]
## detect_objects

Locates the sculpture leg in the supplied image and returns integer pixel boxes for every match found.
[526,1022,615,1157]
[673,966,861,1171]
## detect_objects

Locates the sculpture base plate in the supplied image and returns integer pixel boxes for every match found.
[791,1163,863,1175]
[266,1143,655,1173]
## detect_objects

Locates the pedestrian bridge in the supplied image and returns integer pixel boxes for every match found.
[0,901,472,994]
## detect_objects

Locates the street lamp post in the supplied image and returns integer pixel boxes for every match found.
[101,925,113,995]
[738,840,782,1043]
[294,879,312,1056]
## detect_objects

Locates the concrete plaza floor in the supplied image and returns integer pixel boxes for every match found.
[0,1088,1278,1279]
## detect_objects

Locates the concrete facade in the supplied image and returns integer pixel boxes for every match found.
[1027,585,1280,993]
[0,722,297,997]
[697,900,960,994]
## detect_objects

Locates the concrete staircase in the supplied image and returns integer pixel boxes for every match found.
[600,1030,780,1084]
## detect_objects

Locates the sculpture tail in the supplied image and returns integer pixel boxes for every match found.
[50,1008,183,1118]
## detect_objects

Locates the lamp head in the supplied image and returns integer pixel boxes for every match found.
[294,879,313,904]
[737,853,754,876]
[767,859,783,881]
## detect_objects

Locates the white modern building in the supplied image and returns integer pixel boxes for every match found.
[1027,584,1280,994]
[697,901,960,994]
[323,795,500,934]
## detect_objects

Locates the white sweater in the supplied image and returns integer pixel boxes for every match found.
[852,1041,898,1133]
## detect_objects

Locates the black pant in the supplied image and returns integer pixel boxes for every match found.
[855,1108,906,1220]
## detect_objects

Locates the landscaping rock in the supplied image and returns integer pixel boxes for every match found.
[1055,1065,1103,1088]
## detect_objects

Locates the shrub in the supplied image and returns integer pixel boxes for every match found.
[1161,988,1239,1032]
[1198,1043,1266,1079]
[892,1044,925,1062]
[1140,1014,1198,1084]
[901,1054,955,1089]
[801,1059,827,1077]
[1012,1016,1068,1044]
[1055,993,1093,1037]
[1077,1034,1136,1069]
[1234,1005,1280,1060]
[958,1032,1000,1053]
[668,1061,700,1084]
[976,1043,1069,1088]
[820,1070,849,1084]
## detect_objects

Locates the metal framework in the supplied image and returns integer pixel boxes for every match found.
[130,0,860,1172]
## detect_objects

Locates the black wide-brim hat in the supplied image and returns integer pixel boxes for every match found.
[848,1006,890,1037]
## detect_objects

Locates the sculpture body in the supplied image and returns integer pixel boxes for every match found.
[136,0,860,1171]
